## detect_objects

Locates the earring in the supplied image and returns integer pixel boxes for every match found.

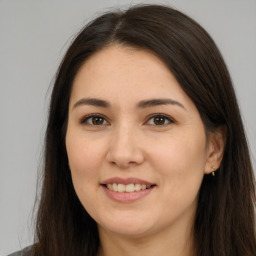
[211,166,215,176]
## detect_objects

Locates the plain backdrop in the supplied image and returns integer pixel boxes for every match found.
[0,0,255,255]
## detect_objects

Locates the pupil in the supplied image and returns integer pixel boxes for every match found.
[92,117,103,125]
[154,116,165,125]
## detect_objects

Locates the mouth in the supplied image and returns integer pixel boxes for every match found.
[103,183,155,193]
[100,177,156,202]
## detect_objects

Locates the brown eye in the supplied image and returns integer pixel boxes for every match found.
[81,115,109,126]
[91,116,104,125]
[153,116,166,125]
[146,114,174,126]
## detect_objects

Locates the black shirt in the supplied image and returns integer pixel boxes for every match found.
[7,246,32,256]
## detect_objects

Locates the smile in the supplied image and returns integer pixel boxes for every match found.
[101,177,156,202]
[105,183,153,193]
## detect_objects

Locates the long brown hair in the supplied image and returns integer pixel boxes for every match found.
[33,4,256,256]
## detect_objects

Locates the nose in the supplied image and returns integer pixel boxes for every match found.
[106,125,145,169]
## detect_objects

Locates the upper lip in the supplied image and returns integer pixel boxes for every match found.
[101,177,155,186]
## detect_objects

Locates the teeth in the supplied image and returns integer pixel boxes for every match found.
[117,184,125,192]
[141,184,146,190]
[106,183,152,193]
[106,184,112,190]
[126,184,134,192]
[134,184,141,191]
[112,183,118,192]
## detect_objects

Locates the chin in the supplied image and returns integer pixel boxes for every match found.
[97,213,155,238]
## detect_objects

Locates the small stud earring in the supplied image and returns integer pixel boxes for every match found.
[211,166,215,176]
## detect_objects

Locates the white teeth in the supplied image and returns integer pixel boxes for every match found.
[141,184,146,190]
[106,184,112,190]
[117,184,125,192]
[125,184,134,192]
[112,183,118,192]
[106,183,153,193]
[134,184,141,191]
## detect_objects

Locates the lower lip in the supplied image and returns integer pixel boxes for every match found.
[102,185,155,203]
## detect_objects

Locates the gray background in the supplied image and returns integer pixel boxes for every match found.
[0,0,255,255]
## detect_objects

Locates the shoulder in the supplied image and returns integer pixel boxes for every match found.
[7,246,32,256]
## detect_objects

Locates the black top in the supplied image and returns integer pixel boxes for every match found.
[7,246,32,256]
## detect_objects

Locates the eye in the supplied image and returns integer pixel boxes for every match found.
[146,114,174,126]
[81,114,109,126]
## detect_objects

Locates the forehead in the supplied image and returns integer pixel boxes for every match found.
[74,44,171,85]
[70,44,195,110]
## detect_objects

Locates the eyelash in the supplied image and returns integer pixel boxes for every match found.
[80,113,174,127]
[80,114,109,126]
[145,114,174,126]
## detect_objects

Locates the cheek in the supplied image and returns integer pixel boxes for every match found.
[151,135,206,168]
[65,133,106,211]
[66,132,102,170]
[148,133,207,195]
[65,132,107,195]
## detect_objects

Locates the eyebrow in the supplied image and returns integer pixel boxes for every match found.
[137,98,186,110]
[72,97,185,110]
[73,98,110,109]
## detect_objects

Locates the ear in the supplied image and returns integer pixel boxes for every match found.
[204,126,226,175]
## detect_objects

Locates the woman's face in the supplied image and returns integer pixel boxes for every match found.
[66,45,218,239]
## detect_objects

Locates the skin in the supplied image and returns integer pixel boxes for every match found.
[66,45,225,256]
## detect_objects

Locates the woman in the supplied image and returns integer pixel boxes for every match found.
[9,4,256,256]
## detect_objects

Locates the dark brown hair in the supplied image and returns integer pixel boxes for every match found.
[33,4,256,256]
